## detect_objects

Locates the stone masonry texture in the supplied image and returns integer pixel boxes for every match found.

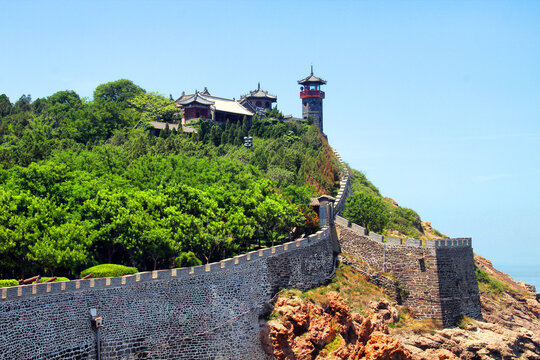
[0,231,335,360]
[337,223,482,327]
[0,152,482,358]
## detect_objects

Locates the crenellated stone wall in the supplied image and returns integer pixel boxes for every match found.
[0,150,354,360]
[332,150,352,216]
[0,146,483,360]
[0,229,335,360]
[336,215,482,327]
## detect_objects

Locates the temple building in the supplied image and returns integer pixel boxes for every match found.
[239,83,277,116]
[298,67,326,133]
[176,88,254,124]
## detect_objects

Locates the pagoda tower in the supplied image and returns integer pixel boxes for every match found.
[298,66,326,132]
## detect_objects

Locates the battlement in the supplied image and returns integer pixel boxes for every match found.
[332,150,352,216]
[1,229,330,302]
[335,215,472,249]
[336,215,481,327]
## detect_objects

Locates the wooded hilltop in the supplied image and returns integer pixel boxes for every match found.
[0,79,439,281]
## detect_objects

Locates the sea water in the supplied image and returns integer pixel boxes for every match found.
[496,264,540,291]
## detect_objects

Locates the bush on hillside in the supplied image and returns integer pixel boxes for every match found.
[350,169,381,197]
[38,277,70,283]
[0,279,19,287]
[174,251,203,268]
[80,264,138,278]
[343,192,389,233]
[475,266,509,294]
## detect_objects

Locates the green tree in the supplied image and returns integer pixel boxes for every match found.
[12,94,32,113]
[343,192,389,233]
[28,222,91,276]
[129,92,181,123]
[0,94,12,117]
[93,79,144,105]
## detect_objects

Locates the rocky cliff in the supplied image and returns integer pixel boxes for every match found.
[261,259,540,359]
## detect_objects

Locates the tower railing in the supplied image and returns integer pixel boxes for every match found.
[300,90,325,99]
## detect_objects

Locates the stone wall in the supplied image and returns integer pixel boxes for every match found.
[336,216,482,327]
[338,254,402,301]
[332,150,351,216]
[0,229,335,360]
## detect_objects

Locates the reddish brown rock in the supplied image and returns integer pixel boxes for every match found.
[262,291,412,360]
[263,258,540,359]
[363,331,413,360]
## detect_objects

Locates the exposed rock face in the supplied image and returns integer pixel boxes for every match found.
[394,256,540,359]
[475,256,540,334]
[396,320,540,360]
[261,292,412,360]
[263,260,540,360]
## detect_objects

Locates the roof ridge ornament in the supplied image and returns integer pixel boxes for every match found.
[311,65,313,75]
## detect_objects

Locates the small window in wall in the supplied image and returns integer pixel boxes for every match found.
[419,258,426,272]
[195,111,200,118]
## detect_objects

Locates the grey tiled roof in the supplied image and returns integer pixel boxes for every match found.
[240,83,277,101]
[298,73,327,85]
[176,92,214,106]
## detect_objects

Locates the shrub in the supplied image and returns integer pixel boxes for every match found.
[457,315,474,329]
[174,251,202,268]
[80,264,138,278]
[39,277,70,283]
[343,192,389,233]
[0,279,19,287]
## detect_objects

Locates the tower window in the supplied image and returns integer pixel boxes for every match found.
[256,101,262,107]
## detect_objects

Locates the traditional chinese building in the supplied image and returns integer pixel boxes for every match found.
[176,88,254,124]
[239,83,277,116]
[298,66,326,133]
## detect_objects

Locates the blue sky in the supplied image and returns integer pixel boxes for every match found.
[1,1,539,282]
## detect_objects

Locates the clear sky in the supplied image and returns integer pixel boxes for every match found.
[1,1,539,283]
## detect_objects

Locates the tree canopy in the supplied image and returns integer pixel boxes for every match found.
[342,192,389,233]
[0,80,341,279]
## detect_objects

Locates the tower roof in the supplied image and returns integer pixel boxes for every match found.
[298,66,327,85]
[240,83,277,101]
[176,92,214,106]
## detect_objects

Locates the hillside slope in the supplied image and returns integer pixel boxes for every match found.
[346,169,446,240]
[262,260,540,359]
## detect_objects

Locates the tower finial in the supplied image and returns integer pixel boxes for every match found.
[311,65,314,75]
[258,82,260,89]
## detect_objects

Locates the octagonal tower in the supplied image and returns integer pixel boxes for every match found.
[298,66,326,133]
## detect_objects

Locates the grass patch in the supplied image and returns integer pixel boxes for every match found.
[457,315,475,330]
[319,333,343,358]
[301,263,388,314]
[476,266,510,295]
[388,307,442,334]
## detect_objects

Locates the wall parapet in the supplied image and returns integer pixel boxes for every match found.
[332,150,352,216]
[335,215,472,249]
[1,228,330,302]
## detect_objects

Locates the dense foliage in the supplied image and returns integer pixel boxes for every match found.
[343,192,389,233]
[0,279,18,287]
[0,80,340,279]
